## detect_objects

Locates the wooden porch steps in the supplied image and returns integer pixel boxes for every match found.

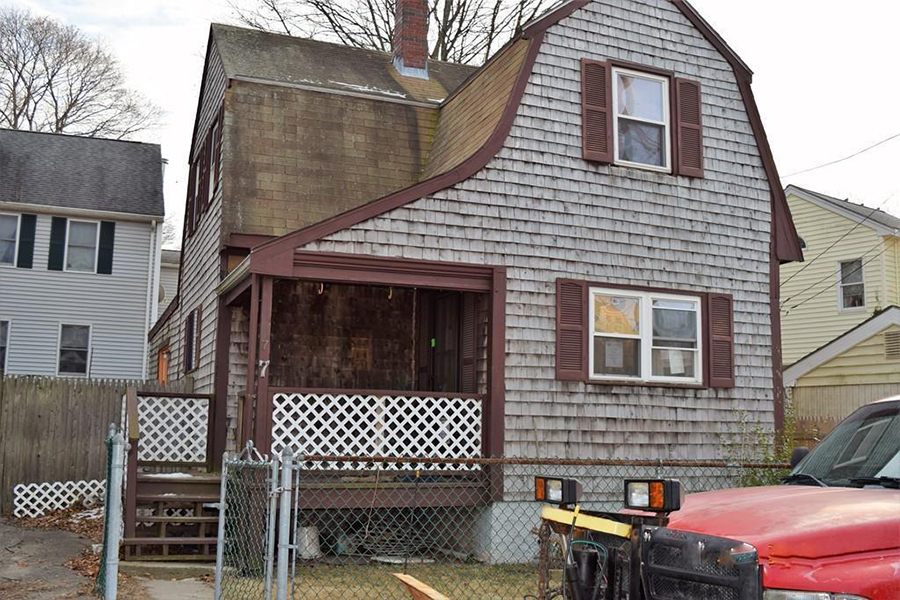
[122,537,219,546]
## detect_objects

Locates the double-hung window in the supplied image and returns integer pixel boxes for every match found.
[839,259,865,309]
[612,67,670,171]
[589,288,701,383]
[0,213,18,266]
[58,324,91,376]
[0,320,9,375]
[65,220,100,272]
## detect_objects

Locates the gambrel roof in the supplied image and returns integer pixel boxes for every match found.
[786,184,900,237]
[0,129,164,218]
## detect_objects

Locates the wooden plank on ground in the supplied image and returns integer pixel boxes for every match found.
[392,574,451,600]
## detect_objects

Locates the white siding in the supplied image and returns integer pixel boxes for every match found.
[158,263,180,318]
[301,0,776,460]
[0,212,155,379]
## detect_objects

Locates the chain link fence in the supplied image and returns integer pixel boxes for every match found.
[216,453,789,599]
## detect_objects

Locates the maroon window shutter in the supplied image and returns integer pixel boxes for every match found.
[581,59,613,164]
[199,133,211,215]
[707,293,734,387]
[184,312,194,374]
[186,163,196,237]
[460,293,477,393]
[556,279,587,381]
[674,78,704,177]
[195,306,203,371]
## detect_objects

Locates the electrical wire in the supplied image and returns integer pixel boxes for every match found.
[781,132,900,178]
[781,189,899,286]
[782,244,891,313]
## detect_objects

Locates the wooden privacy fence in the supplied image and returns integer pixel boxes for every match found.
[791,383,900,448]
[0,376,189,515]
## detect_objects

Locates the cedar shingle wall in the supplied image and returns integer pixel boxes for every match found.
[302,0,776,461]
[269,281,417,390]
[422,40,528,179]
[222,82,439,238]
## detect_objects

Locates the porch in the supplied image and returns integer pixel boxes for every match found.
[217,251,508,505]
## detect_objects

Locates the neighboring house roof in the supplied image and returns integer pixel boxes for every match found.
[0,129,164,218]
[161,249,181,266]
[211,24,476,106]
[784,305,900,386]
[786,184,900,237]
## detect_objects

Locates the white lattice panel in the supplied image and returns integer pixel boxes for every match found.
[14,479,106,518]
[136,396,209,463]
[271,392,482,470]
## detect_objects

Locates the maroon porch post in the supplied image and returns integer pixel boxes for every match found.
[211,296,230,470]
[253,276,274,455]
[243,274,260,449]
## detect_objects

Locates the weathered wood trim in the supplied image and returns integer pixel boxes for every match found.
[223,275,252,307]
[254,276,274,454]
[243,274,260,448]
[488,267,506,461]
[212,296,230,469]
[269,387,485,400]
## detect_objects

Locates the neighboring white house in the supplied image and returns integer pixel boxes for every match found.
[0,129,165,379]
[158,249,180,319]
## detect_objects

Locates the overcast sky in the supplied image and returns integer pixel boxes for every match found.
[10,0,900,245]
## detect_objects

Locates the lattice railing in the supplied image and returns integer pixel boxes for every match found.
[122,394,210,463]
[14,479,106,518]
[271,391,483,470]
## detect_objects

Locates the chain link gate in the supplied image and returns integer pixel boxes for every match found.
[214,443,279,599]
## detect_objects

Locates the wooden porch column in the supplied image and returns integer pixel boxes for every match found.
[211,296,230,470]
[243,274,260,449]
[253,276,275,455]
[487,267,507,458]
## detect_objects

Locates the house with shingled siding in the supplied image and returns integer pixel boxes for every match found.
[151,0,802,483]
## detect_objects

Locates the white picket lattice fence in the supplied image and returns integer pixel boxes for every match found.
[121,395,210,463]
[271,392,483,470]
[14,479,106,518]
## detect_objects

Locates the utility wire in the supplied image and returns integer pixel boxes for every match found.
[781,132,900,178]
[781,189,899,286]
[782,243,890,313]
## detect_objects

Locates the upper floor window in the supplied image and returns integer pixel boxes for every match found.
[58,324,91,376]
[612,68,670,171]
[839,259,865,310]
[589,288,702,384]
[0,320,9,375]
[0,213,18,266]
[65,220,99,272]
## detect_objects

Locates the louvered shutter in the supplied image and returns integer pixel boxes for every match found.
[97,221,115,275]
[707,293,734,388]
[674,78,704,177]
[460,293,477,393]
[581,59,613,163]
[184,311,195,374]
[16,214,36,269]
[198,135,211,215]
[48,217,67,271]
[195,305,203,370]
[186,163,196,237]
[556,279,587,380]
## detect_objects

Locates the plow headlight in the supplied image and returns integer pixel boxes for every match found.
[534,476,583,505]
[624,479,684,512]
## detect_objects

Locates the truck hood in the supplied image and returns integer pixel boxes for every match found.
[666,485,900,560]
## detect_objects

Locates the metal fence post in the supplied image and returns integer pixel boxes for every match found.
[264,455,278,599]
[213,452,230,599]
[104,427,126,600]
[276,447,293,600]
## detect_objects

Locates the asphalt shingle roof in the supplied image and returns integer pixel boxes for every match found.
[789,185,900,234]
[211,24,476,105]
[0,129,164,217]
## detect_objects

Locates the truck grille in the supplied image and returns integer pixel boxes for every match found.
[641,526,762,600]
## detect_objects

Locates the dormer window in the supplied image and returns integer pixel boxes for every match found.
[612,68,670,171]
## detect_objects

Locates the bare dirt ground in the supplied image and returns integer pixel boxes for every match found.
[0,517,150,600]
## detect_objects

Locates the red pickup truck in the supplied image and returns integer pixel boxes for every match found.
[666,397,900,600]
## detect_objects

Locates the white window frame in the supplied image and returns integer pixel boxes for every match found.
[56,323,92,377]
[837,258,866,312]
[0,212,20,268]
[0,319,10,375]
[611,67,671,173]
[588,287,703,384]
[63,218,101,273]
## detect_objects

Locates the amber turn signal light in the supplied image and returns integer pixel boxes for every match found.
[624,479,684,513]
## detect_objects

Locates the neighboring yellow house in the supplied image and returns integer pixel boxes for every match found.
[781,185,900,365]
[781,185,900,444]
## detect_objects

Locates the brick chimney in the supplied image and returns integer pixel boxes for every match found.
[393,0,429,79]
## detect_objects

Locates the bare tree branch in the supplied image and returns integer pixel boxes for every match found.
[232,0,553,66]
[0,7,161,139]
